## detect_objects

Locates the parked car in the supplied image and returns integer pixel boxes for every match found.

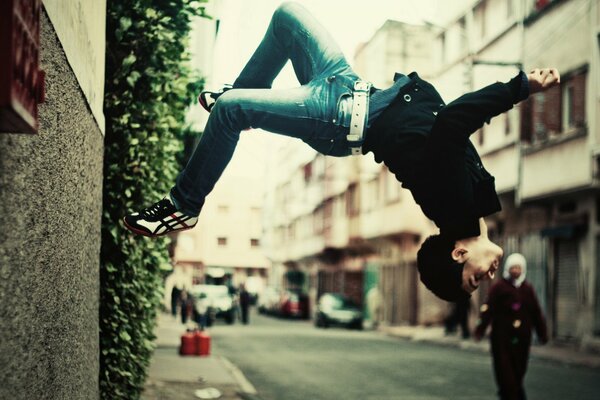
[257,287,280,315]
[190,284,236,325]
[315,293,363,330]
[279,289,309,319]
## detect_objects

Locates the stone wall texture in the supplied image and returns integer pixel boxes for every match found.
[0,11,103,400]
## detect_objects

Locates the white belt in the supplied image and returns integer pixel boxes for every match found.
[347,81,372,155]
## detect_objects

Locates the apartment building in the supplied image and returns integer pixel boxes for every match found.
[432,0,600,346]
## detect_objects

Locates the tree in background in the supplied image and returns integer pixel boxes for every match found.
[101,0,207,398]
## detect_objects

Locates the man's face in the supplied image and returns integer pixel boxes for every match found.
[453,220,503,294]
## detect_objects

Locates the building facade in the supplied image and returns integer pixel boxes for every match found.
[431,0,600,347]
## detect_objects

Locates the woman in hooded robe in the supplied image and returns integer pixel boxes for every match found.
[474,253,548,400]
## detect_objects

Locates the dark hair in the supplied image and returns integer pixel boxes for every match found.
[417,234,471,302]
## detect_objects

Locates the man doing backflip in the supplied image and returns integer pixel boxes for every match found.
[124,2,560,302]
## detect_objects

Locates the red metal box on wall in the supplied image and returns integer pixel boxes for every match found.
[0,0,45,134]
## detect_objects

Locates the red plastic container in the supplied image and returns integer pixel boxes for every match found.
[196,330,211,356]
[179,331,197,356]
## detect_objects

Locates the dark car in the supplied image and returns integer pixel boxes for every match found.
[279,289,309,319]
[315,293,363,330]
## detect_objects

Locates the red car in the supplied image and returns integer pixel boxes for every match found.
[279,290,309,319]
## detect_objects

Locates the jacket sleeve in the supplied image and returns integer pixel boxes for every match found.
[529,284,549,344]
[432,71,529,144]
[474,282,500,339]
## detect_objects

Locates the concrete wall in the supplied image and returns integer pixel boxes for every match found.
[0,11,103,400]
[43,0,107,133]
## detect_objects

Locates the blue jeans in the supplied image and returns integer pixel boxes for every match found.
[171,2,361,216]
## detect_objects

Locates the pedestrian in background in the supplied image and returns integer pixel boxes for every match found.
[366,287,382,329]
[171,285,181,318]
[194,292,210,330]
[444,296,471,339]
[239,283,251,325]
[180,290,194,325]
[474,253,548,400]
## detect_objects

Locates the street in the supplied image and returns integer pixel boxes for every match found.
[210,310,600,400]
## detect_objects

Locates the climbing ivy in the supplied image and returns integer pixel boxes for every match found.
[101,0,207,398]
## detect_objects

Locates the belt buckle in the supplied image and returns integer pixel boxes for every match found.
[353,81,371,92]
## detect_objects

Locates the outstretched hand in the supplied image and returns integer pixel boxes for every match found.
[527,68,560,94]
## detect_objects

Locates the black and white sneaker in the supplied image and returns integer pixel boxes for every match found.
[198,85,232,113]
[123,197,198,237]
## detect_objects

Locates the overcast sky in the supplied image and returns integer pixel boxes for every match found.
[207,0,475,87]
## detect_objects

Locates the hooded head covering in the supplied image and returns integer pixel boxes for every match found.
[502,253,527,287]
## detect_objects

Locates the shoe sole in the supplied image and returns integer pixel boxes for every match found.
[122,217,195,238]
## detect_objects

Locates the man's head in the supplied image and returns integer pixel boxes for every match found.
[417,219,503,301]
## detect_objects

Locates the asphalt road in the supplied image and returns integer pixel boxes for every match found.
[210,310,600,400]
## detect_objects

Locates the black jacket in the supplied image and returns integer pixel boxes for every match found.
[362,71,528,239]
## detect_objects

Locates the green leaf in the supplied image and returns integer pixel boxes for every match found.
[126,71,141,87]
[122,53,136,68]
[145,8,158,19]
[119,17,132,32]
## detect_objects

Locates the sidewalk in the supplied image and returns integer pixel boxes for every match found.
[142,313,259,400]
[380,325,600,369]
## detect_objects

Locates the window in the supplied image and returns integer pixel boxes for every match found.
[474,1,487,39]
[289,221,297,239]
[459,18,468,55]
[384,170,401,203]
[439,32,446,64]
[562,84,575,130]
[313,207,323,234]
[303,161,313,182]
[504,113,511,136]
[559,68,587,133]
[364,178,379,211]
[533,92,549,140]
[250,238,260,247]
[521,67,587,143]
[323,198,333,230]
[346,184,360,216]
[506,0,514,19]
[217,237,227,246]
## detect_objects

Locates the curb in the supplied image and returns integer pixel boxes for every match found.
[219,356,261,399]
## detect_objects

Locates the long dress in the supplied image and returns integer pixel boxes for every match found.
[475,279,548,400]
